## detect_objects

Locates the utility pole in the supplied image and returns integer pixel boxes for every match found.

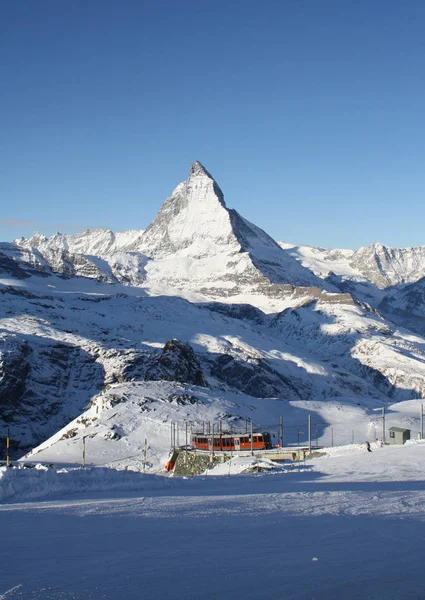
[308,414,312,454]
[143,438,147,473]
[82,436,87,469]
[331,428,334,447]
[421,404,424,440]
[250,420,254,456]
[211,423,215,465]
[6,427,10,468]
[382,407,386,444]
[279,416,283,447]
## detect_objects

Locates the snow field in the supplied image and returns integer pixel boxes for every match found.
[1,442,425,599]
[0,465,177,504]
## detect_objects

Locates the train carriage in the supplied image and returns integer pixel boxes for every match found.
[191,431,272,451]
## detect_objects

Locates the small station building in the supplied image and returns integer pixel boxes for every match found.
[388,426,411,445]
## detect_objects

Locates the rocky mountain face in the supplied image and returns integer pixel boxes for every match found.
[350,243,425,288]
[3,161,425,459]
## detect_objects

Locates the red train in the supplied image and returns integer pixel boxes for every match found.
[191,431,272,451]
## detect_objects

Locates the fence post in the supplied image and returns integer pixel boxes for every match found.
[382,407,386,444]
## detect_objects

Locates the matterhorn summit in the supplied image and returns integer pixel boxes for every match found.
[138,160,236,259]
[135,161,326,296]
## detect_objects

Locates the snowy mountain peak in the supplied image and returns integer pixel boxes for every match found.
[136,163,327,290]
[189,160,211,178]
[137,162,232,259]
[187,160,226,207]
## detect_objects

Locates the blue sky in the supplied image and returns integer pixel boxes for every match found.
[1,0,425,249]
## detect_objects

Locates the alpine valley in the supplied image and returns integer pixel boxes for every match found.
[2,161,425,470]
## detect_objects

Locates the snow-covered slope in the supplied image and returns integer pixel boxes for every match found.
[2,265,425,459]
[3,440,425,600]
[3,161,425,465]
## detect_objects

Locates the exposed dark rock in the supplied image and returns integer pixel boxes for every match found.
[210,354,302,399]
[145,339,207,387]
[0,337,105,449]
[163,394,201,406]
[0,340,31,412]
[203,302,265,323]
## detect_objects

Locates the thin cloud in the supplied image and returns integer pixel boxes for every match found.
[0,219,36,227]
[0,219,90,233]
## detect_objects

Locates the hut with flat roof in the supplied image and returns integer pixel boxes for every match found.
[388,427,410,445]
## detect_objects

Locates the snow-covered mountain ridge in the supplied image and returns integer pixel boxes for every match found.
[280,241,425,289]
[13,162,334,303]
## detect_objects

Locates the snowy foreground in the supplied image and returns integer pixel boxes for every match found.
[2,442,425,600]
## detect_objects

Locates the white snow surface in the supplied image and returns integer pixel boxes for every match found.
[1,442,425,599]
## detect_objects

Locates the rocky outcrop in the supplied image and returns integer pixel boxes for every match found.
[210,354,302,399]
[145,339,207,387]
[0,335,105,449]
[0,338,31,412]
